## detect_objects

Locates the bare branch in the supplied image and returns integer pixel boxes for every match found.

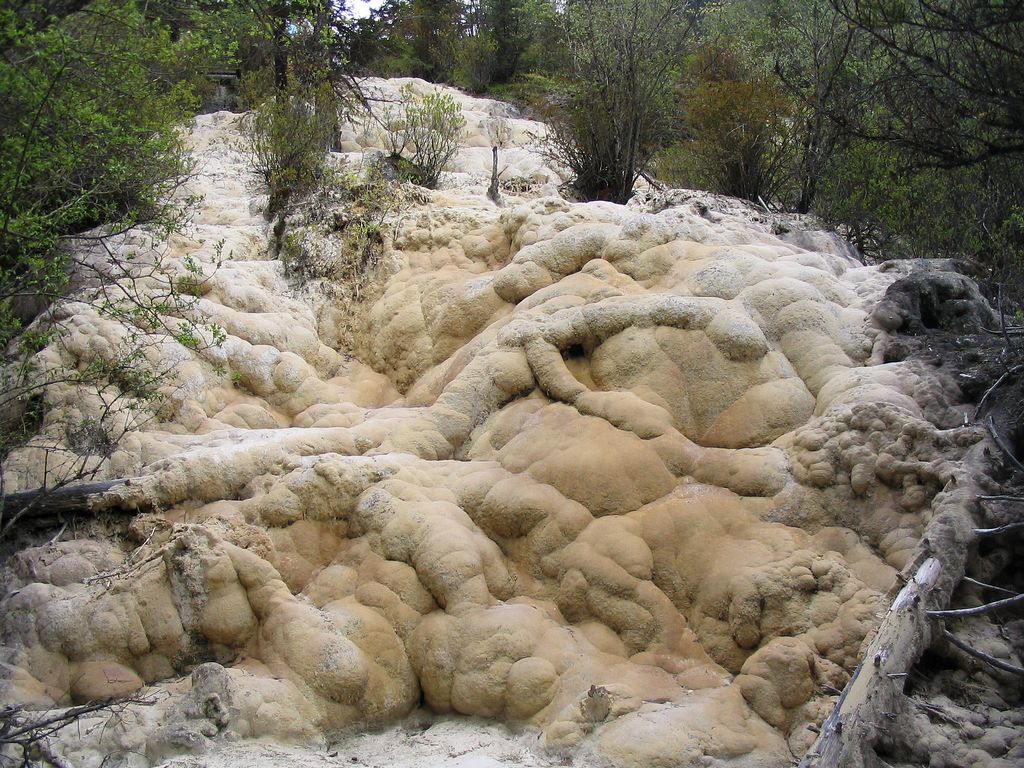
[986,416,1024,473]
[973,365,1024,420]
[974,521,1024,537]
[941,628,1024,677]
[962,577,1019,597]
[927,593,1024,619]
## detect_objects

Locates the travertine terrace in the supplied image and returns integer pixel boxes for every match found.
[0,79,992,767]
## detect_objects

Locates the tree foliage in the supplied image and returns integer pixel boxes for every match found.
[376,85,466,188]
[716,0,861,212]
[674,0,1024,297]
[833,0,1024,169]
[0,1,195,282]
[242,75,342,215]
[0,0,224,513]
[661,43,797,203]
[544,0,697,203]
[347,0,563,88]
[818,0,1024,287]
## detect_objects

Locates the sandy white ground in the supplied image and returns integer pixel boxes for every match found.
[161,712,567,768]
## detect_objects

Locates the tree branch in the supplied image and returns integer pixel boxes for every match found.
[927,593,1024,619]
[941,628,1024,677]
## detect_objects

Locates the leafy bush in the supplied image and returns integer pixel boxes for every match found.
[0,0,195,297]
[376,86,465,189]
[0,0,226,513]
[485,73,564,117]
[658,44,797,204]
[242,77,340,216]
[816,137,1024,292]
[455,33,498,93]
[542,0,696,203]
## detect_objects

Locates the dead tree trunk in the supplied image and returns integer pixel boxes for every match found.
[800,557,946,767]
[1,477,145,531]
[487,146,502,206]
[799,443,987,767]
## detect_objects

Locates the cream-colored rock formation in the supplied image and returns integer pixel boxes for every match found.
[0,80,988,767]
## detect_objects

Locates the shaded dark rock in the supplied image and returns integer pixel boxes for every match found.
[872,270,996,334]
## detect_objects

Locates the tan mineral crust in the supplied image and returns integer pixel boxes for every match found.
[0,80,988,767]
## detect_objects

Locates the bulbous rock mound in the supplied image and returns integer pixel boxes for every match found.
[0,81,991,767]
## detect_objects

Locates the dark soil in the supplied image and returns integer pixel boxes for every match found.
[874,324,1024,767]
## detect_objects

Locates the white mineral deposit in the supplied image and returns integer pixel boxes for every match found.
[0,80,999,767]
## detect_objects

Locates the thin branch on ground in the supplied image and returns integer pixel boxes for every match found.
[941,628,1024,677]
[982,326,1024,335]
[962,577,1020,597]
[975,521,1024,537]
[927,592,1024,618]
[986,416,1024,473]
[973,364,1024,419]
[1,693,157,765]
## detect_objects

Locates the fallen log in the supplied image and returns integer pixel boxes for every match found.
[0,477,144,531]
[800,556,946,767]
[801,439,992,767]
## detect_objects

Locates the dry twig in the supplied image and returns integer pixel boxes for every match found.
[962,577,1019,597]
[986,416,1024,473]
[982,326,1024,335]
[927,593,1024,618]
[975,521,1024,537]
[941,628,1024,677]
[973,365,1024,419]
[1,694,157,765]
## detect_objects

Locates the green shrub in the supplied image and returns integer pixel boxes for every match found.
[377,85,465,189]
[455,34,498,93]
[0,0,228,510]
[0,0,196,325]
[486,73,565,117]
[242,78,340,215]
[657,45,797,204]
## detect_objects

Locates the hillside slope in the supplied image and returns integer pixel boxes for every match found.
[0,80,1010,768]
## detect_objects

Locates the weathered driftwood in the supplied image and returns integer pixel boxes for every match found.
[800,557,948,767]
[1,477,143,528]
[801,436,1000,767]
